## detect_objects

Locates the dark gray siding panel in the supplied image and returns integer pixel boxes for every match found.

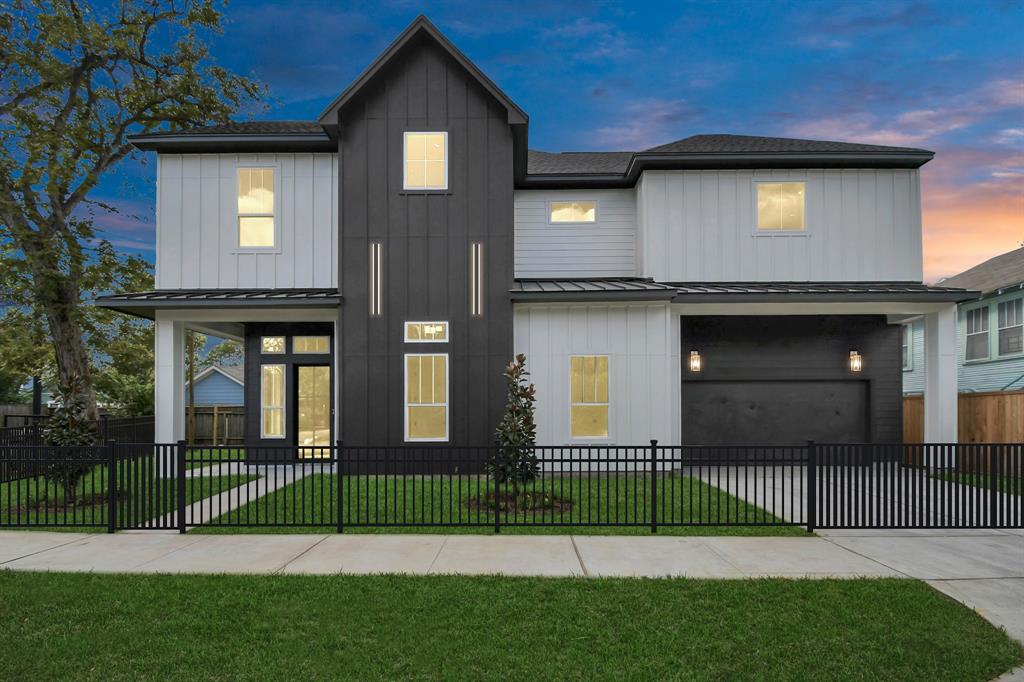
[680,316,901,444]
[338,36,514,447]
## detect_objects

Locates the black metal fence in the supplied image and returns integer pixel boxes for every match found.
[1,441,1020,532]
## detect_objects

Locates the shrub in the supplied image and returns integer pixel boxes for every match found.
[488,354,539,499]
[40,376,98,505]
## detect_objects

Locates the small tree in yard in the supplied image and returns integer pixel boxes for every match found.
[40,376,98,506]
[489,354,539,501]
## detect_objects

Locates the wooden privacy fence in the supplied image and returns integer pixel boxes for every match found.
[185,406,244,446]
[904,391,1024,445]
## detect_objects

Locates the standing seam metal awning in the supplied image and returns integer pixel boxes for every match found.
[94,288,342,319]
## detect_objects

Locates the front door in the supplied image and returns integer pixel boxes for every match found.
[296,365,331,458]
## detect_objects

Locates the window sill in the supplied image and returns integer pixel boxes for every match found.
[752,231,810,238]
[963,354,1024,366]
[233,249,283,256]
[399,190,452,196]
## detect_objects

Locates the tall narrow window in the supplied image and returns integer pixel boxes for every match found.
[902,325,912,370]
[965,307,989,361]
[998,298,1023,356]
[237,167,275,248]
[404,132,447,190]
[756,181,805,232]
[405,354,448,441]
[470,242,484,317]
[570,355,609,438]
[261,364,285,439]
[369,242,382,317]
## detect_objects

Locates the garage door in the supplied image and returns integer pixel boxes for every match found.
[681,380,869,446]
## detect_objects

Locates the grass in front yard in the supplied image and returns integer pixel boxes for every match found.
[0,458,257,530]
[0,572,1019,681]
[937,471,1022,495]
[192,473,806,536]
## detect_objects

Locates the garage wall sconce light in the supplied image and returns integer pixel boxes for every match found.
[848,350,863,372]
[688,350,702,373]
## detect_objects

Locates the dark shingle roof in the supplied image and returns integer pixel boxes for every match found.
[939,247,1024,295]
[644,134,930,155]
[138,121,327,137]
[527,150,634,175]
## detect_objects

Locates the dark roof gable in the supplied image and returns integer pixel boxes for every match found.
[316,15,527,126]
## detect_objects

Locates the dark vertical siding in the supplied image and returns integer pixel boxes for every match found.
[338,36,514,446]
[680,316,902,443]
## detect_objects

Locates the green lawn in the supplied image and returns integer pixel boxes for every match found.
[1,456,257,530]
[0,572,1018,681]
[192,473,806,536]
[185,448,243,470]
[938,471,1022,495]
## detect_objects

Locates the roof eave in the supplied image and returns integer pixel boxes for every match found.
[671,290,978,304]
[127,133,335,153]
[510,290,677,303]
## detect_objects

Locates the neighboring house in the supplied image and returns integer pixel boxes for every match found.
[184,364,244,407]
[97,15,974,458]
[904,247,1024,394]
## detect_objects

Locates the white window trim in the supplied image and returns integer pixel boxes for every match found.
[902,325,913,372]
[996,296,1024,358]
[964,303,991,363]
[404,321,449,344]
[260,336,286,354]
[547,199,599,225]
[403,353,449,443]
[293,336,331,354]
[234,162,282,253]
[751,179,810,237]
[260,364,286,440]
[403,131,449,191]
[567,354,612,443]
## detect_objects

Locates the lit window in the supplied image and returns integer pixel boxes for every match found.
[237,167,275,247]
[998,298,1023,356]
[261,364,285,438]
[756,182,805,232]
[294,336,330,354]
[902,326,912,371]
[570,355,609,438]
[966,307,989,361]
[470,242,484,317]
[261,336,285,354]
[405,322,448,343]
[404,132,447,190]
[405,354,448,441]
[550,201,596,223]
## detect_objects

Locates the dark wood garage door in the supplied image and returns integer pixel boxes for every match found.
[681,380,869,446]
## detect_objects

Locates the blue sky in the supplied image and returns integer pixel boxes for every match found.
[96,0,1024,280]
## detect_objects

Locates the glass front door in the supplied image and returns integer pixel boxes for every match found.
[297,365,330,458]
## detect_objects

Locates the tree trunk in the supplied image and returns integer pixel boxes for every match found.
[39,280,99,422]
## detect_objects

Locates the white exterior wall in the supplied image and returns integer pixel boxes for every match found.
[156,153,338,289]
[513,189,636,278]
[636,168,923,282]
[513,303,677,446]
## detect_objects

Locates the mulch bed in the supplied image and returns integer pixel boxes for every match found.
[4,490,129,514]
[466,490,573,514]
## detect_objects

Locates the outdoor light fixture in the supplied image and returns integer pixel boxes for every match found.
[689,350,702,373]
[849,350,863,372]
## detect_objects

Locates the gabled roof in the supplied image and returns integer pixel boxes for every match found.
[643,134,930,155]
[316,15,527,126]
[939,247,1024,296]
[185,364,244,389]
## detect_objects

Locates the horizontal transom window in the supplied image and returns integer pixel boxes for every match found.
[261,336,285,354]
[550,201,596,223]
[405,322,448,343]
[293,336,330,354]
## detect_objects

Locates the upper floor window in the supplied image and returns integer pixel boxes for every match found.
[998,298,1023,356]
[404,132,447,190]
[965,307,989,361]
[237,167,276,248]
[550,201,596,223]
[756,181,805,233]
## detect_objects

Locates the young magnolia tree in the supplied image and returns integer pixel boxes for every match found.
[0,0,263,418]
[489,354,539,500]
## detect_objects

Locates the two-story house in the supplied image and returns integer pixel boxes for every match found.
[98,16,974,457]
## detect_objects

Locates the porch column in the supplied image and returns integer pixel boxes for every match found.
[924,304,957,444]
[154,314,185,444]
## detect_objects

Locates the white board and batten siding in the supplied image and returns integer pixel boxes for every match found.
[513,190,636,278]
[636,169,923,282]
[513,303,678,446]
[156,153,338,290]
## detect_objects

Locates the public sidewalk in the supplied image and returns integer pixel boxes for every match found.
[1,528,1021,647]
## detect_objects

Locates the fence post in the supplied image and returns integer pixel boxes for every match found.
[806,440,816,533]
[650,439,658,534]
[989,445,997,528]
[493,441,501,535]
[336,440,344,534]
[176,440,187,534]
[107,440,117,534]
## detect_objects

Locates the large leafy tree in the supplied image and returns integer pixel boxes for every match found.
[0,0,262,419]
